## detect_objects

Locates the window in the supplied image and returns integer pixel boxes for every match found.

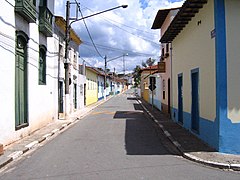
[166,43,169,53]
[161,47,165,56]
[39,45,47,85]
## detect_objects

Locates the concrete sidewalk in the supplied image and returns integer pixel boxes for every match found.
[0,97,111,170]
[138,98,240,171]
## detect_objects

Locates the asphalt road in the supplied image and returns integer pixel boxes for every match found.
[1,90,240,180]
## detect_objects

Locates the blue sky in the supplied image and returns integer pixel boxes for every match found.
[55,0,184,73]
[139,0,149,9]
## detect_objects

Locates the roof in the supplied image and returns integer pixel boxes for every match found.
[140,65,158,71]
[55,16,82,45]
[151,7,180,29]
[160,0,207,43]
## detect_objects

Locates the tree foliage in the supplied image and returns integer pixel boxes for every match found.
[142,58,156,68]
[133,65,141,87]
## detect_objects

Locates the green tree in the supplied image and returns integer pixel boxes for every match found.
[133,65,141,87]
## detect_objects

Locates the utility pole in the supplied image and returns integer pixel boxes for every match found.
[122,53,128,75]
[114,67,116,95]
[123,55,125,75]
[104,55,107,100]
[64,0,70,117]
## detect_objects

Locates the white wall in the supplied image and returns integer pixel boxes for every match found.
[98,75,104,99]
[78,74,86,109]
[225,0,240,123]
[0,0,58,146]
[0,0,16,145]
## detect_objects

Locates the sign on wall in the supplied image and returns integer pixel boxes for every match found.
[158,62,166,73]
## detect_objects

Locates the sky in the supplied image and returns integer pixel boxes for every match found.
[55,0,184,74]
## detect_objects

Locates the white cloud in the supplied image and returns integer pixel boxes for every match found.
[55,0,184,73]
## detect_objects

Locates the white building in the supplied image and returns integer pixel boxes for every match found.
[54,16,82,118]
[0,0,57,146]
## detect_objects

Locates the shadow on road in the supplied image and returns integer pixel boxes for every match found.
[113,110,170,155]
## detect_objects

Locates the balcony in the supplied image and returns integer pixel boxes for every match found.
[39,6,53,37]
[15,0,37,23]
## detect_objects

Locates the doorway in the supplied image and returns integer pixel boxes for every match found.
[15,32,29,130]
[58,81,64,113]
[191,69,199,132]
[168,78,171,115]
[178,74,183,124]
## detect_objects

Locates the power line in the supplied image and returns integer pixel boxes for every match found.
[82,41,158,57]
[80,5,159,46]
[81,5,157,35]
[80,57,95,67]
[86,17,159,46]
[74,0,104,59]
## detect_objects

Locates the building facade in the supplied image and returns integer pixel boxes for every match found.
[152,7,179,116]
[140,65,158,103]
[54,16,82,118]
[160,0,240,154]
[85,67,98,106]
[0,0,57,146]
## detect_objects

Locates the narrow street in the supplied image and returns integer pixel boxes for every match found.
[0,90,239,180]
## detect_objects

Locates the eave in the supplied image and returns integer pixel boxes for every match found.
[160,0,207,43]
[151,7,180,29]
[55,16,82,45]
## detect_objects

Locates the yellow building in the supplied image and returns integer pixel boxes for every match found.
[140,65,158,103]
[85,67,98,106]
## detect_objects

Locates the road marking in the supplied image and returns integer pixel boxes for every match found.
[91,111,115,115]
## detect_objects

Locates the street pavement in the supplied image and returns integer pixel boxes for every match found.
[0,89,240,179]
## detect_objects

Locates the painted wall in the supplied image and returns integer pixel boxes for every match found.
[68,50,79,113]
[78,74,86,110]
[161,9,179,36]
[106,77,111,96]
[140,71,150,103]
[0,0,58,146]
[98,75,104,100]
[149,75,162,111]
[216,0,240,154]
[225,0,240,123]
[160,44,171,114]
[171,0,218,148]
[86,68,98,106]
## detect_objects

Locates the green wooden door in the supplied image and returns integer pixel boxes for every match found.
[15,34,28,129]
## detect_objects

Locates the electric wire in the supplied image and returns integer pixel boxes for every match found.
[82,41,158,57]
[80,5,159,45]
[74,0,104,59]
[81,5,157,35]
[73,1,159,62]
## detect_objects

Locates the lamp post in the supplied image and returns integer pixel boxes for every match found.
[123,53,128,75]
[104,53,128,100]
[64,1,128,116]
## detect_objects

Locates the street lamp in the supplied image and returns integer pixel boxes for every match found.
[104,53,128,100]
[64,1,128,116]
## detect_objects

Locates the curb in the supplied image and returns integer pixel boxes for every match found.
[0,122,78,170]
[0,96,113,170]
[137,98,240,171]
